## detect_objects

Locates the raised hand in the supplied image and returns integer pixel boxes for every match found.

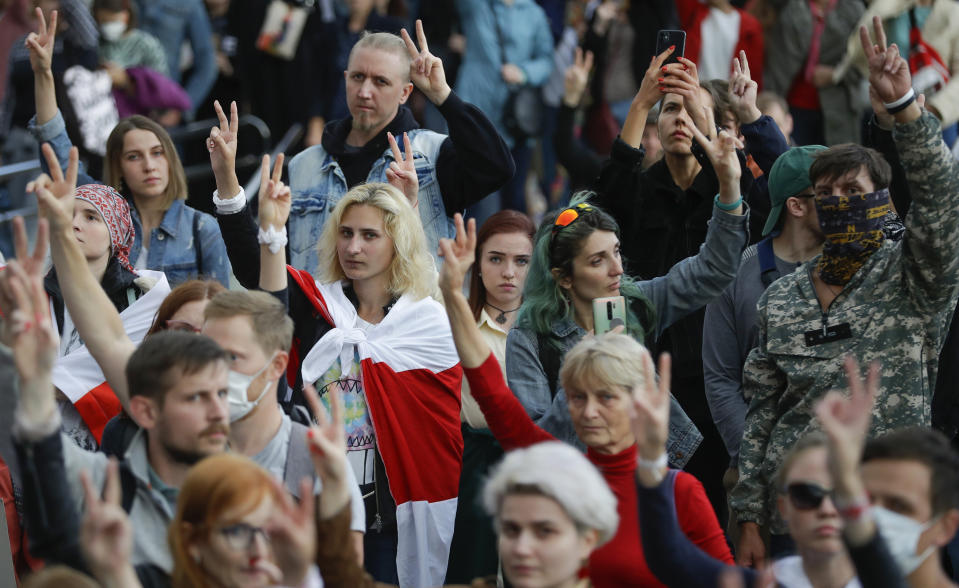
[1,251,57,389]
[859,15,912,105]
[28,143,79,232]
[208,100,239,182]
[437,213,477,295]
[265,476,316,586]
[815,357,878,492]
[386,132,419,208]
[660,57,710,134]
[630,351,671,465]
[688,106,744,197]
[302,383,351,520]
[728,51,761,125]
[401,19,451,105]
[257,153,290,230]
[563,48,594,108]
[80,460,140,586]
[24,7,56,75]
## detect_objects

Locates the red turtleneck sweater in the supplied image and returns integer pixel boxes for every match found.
[464,353,733,587]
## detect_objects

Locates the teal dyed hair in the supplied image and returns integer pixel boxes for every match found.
[516,193,657,347]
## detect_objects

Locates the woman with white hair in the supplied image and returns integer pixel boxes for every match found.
[312,415,617,588]
[435,215,732,587]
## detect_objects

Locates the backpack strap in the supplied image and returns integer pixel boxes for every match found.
[757,236,780,289]
[119,462,138,514]
[284,421,317,499]
[536,332,561,400]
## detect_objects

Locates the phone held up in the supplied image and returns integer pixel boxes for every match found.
[655,29,686,66]
[592,296,627,336]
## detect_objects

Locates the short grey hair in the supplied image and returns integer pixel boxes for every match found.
[482,442,619,545]
[349,31,411,81]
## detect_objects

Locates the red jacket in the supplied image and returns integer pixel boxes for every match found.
[676,0,765,89]
[464,353,733,588]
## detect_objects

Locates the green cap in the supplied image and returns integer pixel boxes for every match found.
[762,145,828,236]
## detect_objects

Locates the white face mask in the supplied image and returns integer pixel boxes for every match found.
[100,21,126,42]
[227,353,276,422]
[872,506,940,575]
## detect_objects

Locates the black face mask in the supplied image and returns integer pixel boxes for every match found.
[815,188,891,286]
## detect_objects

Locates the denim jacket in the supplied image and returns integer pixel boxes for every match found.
[505,203,751,468]
[287,128,452,273]
[29,109,231,287]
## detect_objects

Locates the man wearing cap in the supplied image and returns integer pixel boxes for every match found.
[729,20,959,568]
[701,144,826,543]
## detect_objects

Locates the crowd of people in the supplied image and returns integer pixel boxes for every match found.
[0,0,959,587]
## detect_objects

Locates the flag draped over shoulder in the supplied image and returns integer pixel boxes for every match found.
[292,268,463,588]
[51,270,169,442]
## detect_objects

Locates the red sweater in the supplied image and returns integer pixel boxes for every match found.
[464,353,734,587]
[676,0,765,90]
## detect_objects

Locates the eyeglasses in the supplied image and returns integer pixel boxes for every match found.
[784,482,832,510]
[165,319,202,333]
[552,203,594,237]
[218,523,271,551]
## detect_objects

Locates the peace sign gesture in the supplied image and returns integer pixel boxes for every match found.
[29,143,79,232]
[80,461,141,586]
[401,19,451,106]
[208,100,239,181]
[859,15,912,105]
[303,383,351,520]
[257,153,291,230]
[437,213,477,296]
[728,50,761,124]
[386,132,419,208]
[25,7,56,75]
[688,106,744,205]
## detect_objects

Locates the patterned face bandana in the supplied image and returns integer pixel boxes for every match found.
[74,184,136,273]
[815,188,890,286]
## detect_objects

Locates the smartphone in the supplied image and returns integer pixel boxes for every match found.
[592,296,627,335]
[655,29,686,66]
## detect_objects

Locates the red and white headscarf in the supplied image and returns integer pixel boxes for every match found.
[74,184,136,273]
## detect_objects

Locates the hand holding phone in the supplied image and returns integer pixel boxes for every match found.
[655,30,686,66]
[592,296,626,335]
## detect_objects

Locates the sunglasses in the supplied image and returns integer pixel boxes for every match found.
[784,482,832,510]
[552,203,594,237]
[165,319,202,333]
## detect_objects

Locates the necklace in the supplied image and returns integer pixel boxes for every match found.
[486,302,521,325]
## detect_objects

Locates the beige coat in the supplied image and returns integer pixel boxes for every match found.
[833,0,959,125]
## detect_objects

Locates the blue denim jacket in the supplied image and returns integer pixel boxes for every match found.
[505,203,751,468]
[30,110,231,287]
[287,128,453,273]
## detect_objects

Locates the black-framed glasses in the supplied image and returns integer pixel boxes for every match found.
[218,523,271,551]
[784,482,832,510]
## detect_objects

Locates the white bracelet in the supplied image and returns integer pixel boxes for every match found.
[257,225,288,254]
[883,88,915,110]
[638,452,668,470]
[212,187,246,214]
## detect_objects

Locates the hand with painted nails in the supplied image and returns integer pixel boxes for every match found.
[303,383,352,520]
[661,57,709,136]
[402,19,451,106]
[386,131,419,208]
[635,46,676,112]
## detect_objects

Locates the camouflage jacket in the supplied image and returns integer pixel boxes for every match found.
[730,112,959,533]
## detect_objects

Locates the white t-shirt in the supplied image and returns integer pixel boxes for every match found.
[773,555,862,588]
[697,7,740,82]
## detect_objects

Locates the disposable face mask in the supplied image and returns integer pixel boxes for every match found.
[872,505,939,575]
[227,353,276,422]
[99,21,126,42]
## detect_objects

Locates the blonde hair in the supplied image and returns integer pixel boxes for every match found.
[316,183,436,300]
[105,116,188,209]
[350,32,412,81]
[204,290,294,356]
[559,332,650,394]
